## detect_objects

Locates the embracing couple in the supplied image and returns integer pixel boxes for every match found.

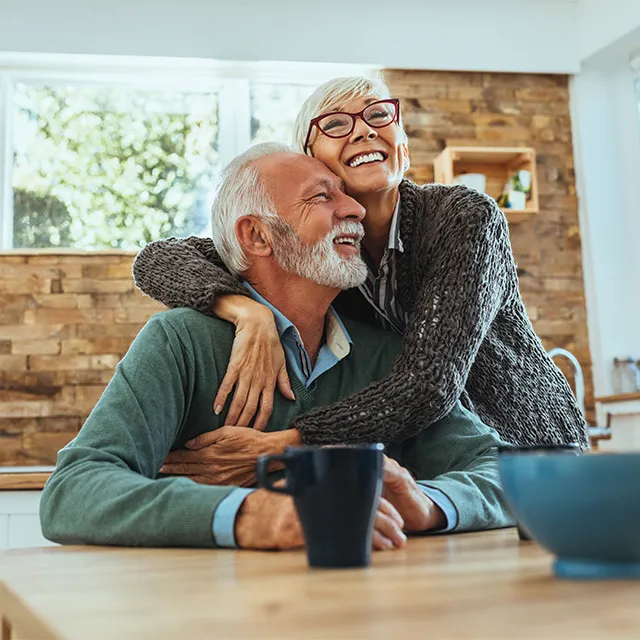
[40,76,587,550]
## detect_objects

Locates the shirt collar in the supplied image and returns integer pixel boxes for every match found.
[242,282,352,360]
[387,196,404,253]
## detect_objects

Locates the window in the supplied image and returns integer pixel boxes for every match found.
[12,83,219,250]
[250,83,317,145]
[0,55,375,251]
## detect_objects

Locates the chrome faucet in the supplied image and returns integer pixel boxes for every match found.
[548,348,586,417]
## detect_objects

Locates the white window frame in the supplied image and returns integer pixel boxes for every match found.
[0,51,377,250]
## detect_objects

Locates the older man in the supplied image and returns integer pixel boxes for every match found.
[40,143,512,551]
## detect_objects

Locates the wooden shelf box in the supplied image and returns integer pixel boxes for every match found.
[433,146,538,223]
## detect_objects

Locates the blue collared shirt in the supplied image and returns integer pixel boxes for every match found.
[242,282,353,387]
[212,283,458,547]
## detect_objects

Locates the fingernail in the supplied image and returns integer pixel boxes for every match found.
[214,405,222,415]
[159,466,166,473]
[185,439,196,448]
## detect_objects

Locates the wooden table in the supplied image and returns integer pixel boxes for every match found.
[1,529,639,639]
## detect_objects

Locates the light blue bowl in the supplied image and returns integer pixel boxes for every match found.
[498,452,640,580]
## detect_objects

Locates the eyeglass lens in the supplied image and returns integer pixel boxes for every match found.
[317,101,396,138]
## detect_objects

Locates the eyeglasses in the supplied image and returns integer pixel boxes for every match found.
[303,99,400,153]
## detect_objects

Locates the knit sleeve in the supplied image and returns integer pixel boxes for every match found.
[132,236,248,316]
[292,195,515,445]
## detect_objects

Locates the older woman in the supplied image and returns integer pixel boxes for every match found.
[133,76,588,449]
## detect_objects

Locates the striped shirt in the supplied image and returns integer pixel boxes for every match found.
[358,198,409,334]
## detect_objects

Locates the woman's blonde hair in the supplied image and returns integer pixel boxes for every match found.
[292,75,406,155]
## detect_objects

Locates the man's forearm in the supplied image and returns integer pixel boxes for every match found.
[41,446,235,548]
[417,453,513,532]
[206,428,303,546]
[401,403,513,532]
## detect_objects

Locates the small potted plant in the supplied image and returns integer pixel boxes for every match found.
[497,170,531,210]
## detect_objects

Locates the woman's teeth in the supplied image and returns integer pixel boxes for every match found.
[348,152,384,168]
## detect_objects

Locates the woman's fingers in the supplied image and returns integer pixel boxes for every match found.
[253,385,276,432]
[226,377,251,426]
[213,306,290,427]
[237,383,263,427]
[276,364,295,401]
[214,365,239,416]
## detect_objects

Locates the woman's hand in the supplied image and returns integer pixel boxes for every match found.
[213,295,295,429]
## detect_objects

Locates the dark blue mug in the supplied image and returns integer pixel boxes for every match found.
[256,444,384,568]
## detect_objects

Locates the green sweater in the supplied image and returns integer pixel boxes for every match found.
[40,308,513,548]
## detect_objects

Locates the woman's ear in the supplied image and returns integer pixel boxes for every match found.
[235,216,273,258]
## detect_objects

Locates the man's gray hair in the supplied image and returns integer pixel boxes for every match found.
[211,142,291,275]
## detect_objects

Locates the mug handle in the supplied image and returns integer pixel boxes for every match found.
[256,454,294,495]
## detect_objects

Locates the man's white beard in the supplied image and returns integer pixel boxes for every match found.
[266,218,368,290]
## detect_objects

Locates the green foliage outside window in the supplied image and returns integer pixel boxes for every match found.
[13,188,73,247]
[12,84,219,250]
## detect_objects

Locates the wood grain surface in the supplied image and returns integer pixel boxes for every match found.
[1,529,639,640]
[0,473,50,491]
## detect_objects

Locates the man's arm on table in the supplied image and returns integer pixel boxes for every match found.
[166,426,300,547]
[399,402,514,533]
[40,314,270,548]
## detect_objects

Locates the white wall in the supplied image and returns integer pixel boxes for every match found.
[0,0,581,73]
[571,67,640,396]
[571,16,640,398]
[578,0,640,61]
[0,491,53,549]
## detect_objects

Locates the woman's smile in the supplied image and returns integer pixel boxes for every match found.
[344,150,388,169]
[310,95,409,197]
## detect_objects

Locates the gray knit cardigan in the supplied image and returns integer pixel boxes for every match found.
[132,180,589,449]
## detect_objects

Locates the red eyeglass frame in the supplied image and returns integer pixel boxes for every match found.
[303,98,400,154]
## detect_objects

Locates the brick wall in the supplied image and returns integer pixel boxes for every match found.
[0,70,593,466]
[384,69,593,421]
[0,252,163,466]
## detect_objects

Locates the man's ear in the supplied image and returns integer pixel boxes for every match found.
[235,216,273,258]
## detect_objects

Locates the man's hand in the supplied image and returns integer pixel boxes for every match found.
[236,491,407,551]
[159,427,301,487]
[382,456,447,532]
[373,497,407,550]
[235,490,304,550]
